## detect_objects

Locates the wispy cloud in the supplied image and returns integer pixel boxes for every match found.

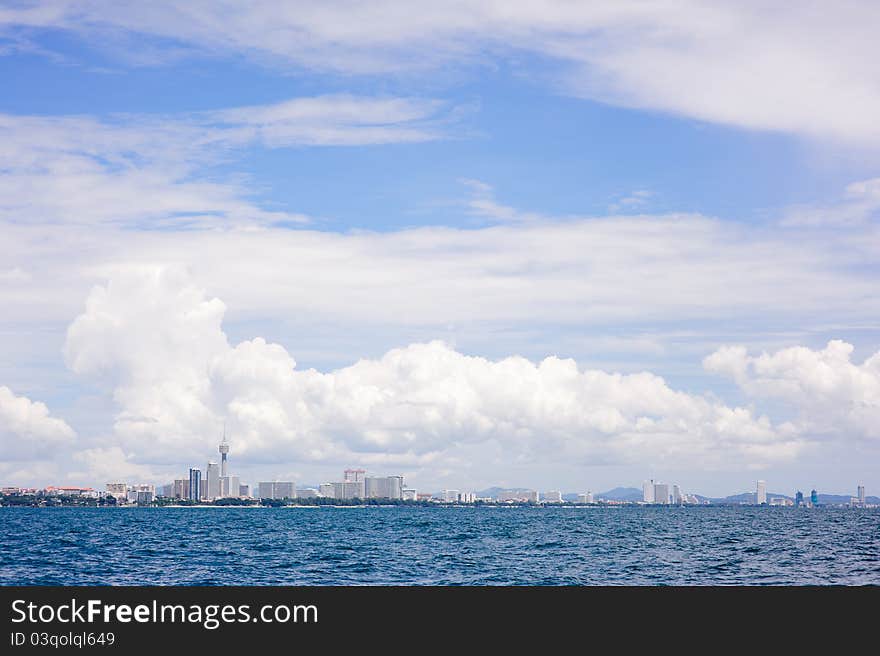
[0,95,455,229]
[460,179,547,223]
[782,177,880,227]
[4,3,880,144]
[608,189,653,214]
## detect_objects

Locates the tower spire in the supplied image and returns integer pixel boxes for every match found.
[219,422,229,478]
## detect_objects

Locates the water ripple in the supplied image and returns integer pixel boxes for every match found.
[0,506,878,585]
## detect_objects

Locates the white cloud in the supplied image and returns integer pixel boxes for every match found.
[0,267,31,282]
[64,266,229,461]
[609,190,653,213]
[0,385,76,460]
[4,2,880,143]
[704,339,880,442]
[782,177,880,226]
[2,199,880,349]
[461,179,547,223]
[212,95,448,147]
[0,95,451,228]
[61,266,802,471]
[70,446,157,485]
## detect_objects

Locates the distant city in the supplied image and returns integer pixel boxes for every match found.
[0,436,875,508]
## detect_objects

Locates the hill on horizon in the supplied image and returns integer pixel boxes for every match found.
[596,487,643,502]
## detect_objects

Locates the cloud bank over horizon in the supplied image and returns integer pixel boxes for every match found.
[9,268,849,475]
[3,265,878,491]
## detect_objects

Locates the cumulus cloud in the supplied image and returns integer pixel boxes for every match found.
[3,2,880,143]
[64,266,229,457]
[0,385,76,460]
[62,266,801,471]
[70,446,157,485]
[704,339,880,442]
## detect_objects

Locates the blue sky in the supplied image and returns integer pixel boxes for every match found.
[4,32,864,231]
[1,2,879,496]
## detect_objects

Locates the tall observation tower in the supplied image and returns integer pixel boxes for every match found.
[219,426,230,478]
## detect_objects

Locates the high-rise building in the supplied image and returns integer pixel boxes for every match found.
[857,485,866,505]
[756,480,767,505]
[219,475,240,498]
[443,489,460,502]
[810,489,819,506]
[643,480,655,503]
[172,479,188,499]
[344,469,366,483]
[653,483,669,505]
[318,483,335,498]
[389,475,404,499]
[219,429,229,478]
[365,476,404,499]
[188,468,201,501]
[239,484,250,497]
[672,485,682,505]
[542,491,563,503]
[578,492,594,504]
[274,481,295,499]
[297,488,319,499]
[339,481,361,499]
[205,462,220,500]
[495,489,538,503]
[105,483,127,501]
[257,481,296,500]
[795,490,804,507]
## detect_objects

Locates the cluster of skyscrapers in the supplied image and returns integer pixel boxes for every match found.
[642,480,692,504]
[309,469,414,501]
[637,479,870,507]
[95,437,872,508]
[178,432,246,502]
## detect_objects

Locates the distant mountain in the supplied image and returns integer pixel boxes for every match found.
[475,486,535,499]
[695,492,790,504]
[817,493,880,505]
[597,487,643,502]
[693,492,880,505]
[457,486,877,505]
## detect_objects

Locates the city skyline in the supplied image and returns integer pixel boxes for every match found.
[2,413,873,506]
[2,4,880,497]
[6,439,874,508]
[0,422,875,499]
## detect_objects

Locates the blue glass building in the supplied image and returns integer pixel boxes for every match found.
[188,468,201,501]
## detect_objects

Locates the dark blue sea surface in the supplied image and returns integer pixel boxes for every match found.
[1,506,878,585]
